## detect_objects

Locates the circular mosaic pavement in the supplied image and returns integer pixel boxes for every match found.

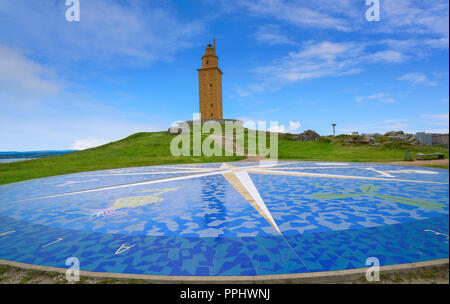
[0,161,448,277]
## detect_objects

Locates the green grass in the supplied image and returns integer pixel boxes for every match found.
[0,131,448,185]
[75,276,88,284]
[0,131,243,185]
[278,138,449,163]
[97,278,118,284]
[19,274,34,284]
[0,265,11,275]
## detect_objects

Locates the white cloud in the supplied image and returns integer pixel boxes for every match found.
[268,121,301,133]
[380,38,449,60]
[0,1,204,65]
[239,118,301,134]
[398,73,437,86]
[381,0,449,37]
[295,41,361,60]
[286,121,301,132]
[356,93,396,104]
[268,125,286,133]
[235,87,251,97]
[254,25,293,45]
[249,40,413,91]
[252,108,281,115]
[251,41,363,89]
[223,0,449,39]
[0,45,60,100]
[370,50,407,63]
[424,37,449,49]
[71,138,110,150]
[0,107,162,150]
[241,118,256,130]
[420,114,449,126]
[245,31,448,93]
[230,0,353,31]
[419,128,449,134]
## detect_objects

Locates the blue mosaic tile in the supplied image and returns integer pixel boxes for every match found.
[0,162,448,276]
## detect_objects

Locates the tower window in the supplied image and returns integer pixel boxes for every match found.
[210,83,213,87]
[206,61,209,64]
[210,104,213,107]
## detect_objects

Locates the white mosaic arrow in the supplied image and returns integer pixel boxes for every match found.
[222,166,281,234]
[12,161,444,235]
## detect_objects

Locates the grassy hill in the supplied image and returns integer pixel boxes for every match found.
[0,131,448,185]
[0,132,243,185]
[278,135,449,162]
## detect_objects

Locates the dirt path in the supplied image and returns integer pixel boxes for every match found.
[240,155,268,162]
[209,133,244,156]
[1,263,448,284]
[210,134,268,162]
[387,159,448,167]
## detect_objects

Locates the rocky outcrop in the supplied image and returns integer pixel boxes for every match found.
[361,133,381,145]
[343,136,372,145]
[294,130,321,141]
[384,131,405,136]
[384,131,421,144]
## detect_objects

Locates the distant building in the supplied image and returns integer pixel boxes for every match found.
[432,133,449,145]
[414,132,449,145]
[414,132,432,145]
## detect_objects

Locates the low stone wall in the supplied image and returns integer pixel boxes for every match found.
[169,119,243,134]
[182,119,243,127]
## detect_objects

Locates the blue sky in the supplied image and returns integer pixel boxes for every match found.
[0,0,448,151]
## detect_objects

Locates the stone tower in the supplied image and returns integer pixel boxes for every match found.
[197,39,223,120]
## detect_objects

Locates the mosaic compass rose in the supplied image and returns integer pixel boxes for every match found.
[1,161,448,277]
[10,161,447,236]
